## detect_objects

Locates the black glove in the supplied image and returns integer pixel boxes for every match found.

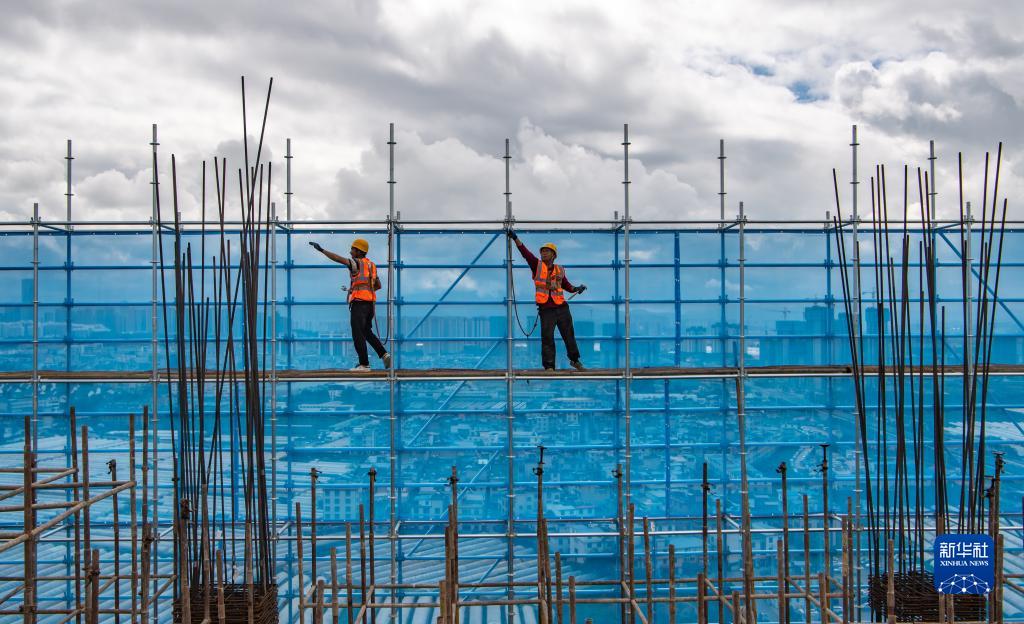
[309,241,323,252]
[506,229,518,241]
[575,284,587,294]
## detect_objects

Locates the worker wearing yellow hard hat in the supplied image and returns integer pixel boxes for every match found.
[309,238,392,371]
[507,229,587,371]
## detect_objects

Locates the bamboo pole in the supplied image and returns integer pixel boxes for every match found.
[81,425,92,588]
[360,506,368,624]
[108,459,122,624]
[368,468,377,624]
[555,552,564,624]
[643,518,653,624]
[346,523,354,624]
[91,549,101,624]
[331,547,340,624]
[297,503,306,624]
[312,469,319,588]
[129,413,139,624]
[818,572,829,624]
[803,495,811,624]
[316,579,326,624]
[777,540,786,624]
[716,499,724,624]
[568,575,576,624]
[670,546,679,624]
[23,420,35,624]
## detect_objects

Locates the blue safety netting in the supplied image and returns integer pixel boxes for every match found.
[0,226,1022,621]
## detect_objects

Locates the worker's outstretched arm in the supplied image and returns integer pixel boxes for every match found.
[507,230,538,272]
[309,241,352,269]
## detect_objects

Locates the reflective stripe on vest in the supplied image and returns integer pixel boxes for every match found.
[534,262,565,305]
[349,257,377,303]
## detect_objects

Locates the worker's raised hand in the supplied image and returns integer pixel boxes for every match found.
[576,284,587,294]
[506,229,518,241]
[308,241,323,252]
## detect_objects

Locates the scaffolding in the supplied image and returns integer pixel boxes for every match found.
[0,123,1021,622]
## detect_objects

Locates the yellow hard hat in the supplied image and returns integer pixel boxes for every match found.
[351,238,370,253]
[540,242,558,256]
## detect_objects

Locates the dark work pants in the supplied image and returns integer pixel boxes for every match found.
[539,304,581,369]
[350,301,387,365]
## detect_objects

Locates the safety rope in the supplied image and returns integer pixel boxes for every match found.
[373,257,390,343]
[508,235,540,337]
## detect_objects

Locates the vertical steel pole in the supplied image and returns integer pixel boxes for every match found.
[719,139,726,221]
[31,203,39,450]
[850,124,863,622]
[673,232,681,366]
[149,123,160,624]
[622,124,633,511]
[394,211,406,598]
[285,139,294,611]
[64,138,74,609]
[718,140,729,502]
[64,138,73,383]
[719,141,727,354]
[929,140,937,217]
[286,138,293,222]
[271,202,279,541]
[503,137,517,624]
[387,123,399,619]
[737,200,755,623]
[65,139,73,219]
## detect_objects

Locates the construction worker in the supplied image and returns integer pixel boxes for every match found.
[507,230,587,371]
[309,238,392,371]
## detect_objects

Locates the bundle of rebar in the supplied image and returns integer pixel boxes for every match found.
[157,77,278,623]
[831,145,1009,621]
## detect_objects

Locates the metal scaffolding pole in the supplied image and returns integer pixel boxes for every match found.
[503,137,517,624]
[285,138,293,222]
[387,122,399,619]
[622,124,633,513]
[31,203,39,451]
[719,139,726,221]
[148,122,161,624]
[929,140,937,217]
[850,124,863,622]
[737,199,756,622]
[718,139,729,501]
[284,134,296,624]
[271,201,279,542]
[63,139,73,430]
[63,139,74,613]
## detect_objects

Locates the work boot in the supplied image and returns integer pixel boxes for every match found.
[569,360,586,372]
[543,366,555,373]
[351,364,371,371]
[382,353,393,369]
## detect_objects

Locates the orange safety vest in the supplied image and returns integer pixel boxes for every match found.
[534,262,566,305]
[349,257,378,303]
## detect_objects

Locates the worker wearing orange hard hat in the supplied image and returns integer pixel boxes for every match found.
[309,238,392,371]
[507,230,587,371]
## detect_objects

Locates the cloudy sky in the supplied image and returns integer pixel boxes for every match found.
[2,0,1022,225]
